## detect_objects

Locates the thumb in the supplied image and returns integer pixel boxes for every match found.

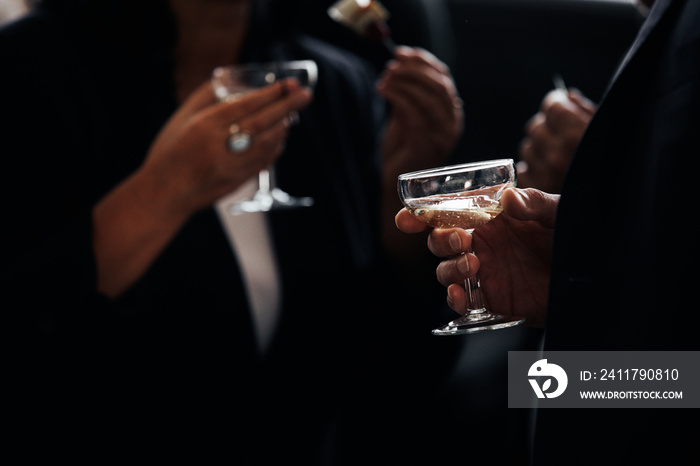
[180,80,219,115]
[567,88,597,116]
[501,188,559,229]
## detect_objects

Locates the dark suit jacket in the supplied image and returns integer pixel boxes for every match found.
[534,0,700,463]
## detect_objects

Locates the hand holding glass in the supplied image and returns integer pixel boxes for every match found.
[211,60,318,215]
[398,159,526,335]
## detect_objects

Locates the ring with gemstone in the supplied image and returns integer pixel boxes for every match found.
[226,124,253,153]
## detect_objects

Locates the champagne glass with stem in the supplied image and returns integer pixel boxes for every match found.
[211,60,317,215]
[398,159,526,335]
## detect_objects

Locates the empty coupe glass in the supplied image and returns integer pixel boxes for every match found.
[211,60,317,215]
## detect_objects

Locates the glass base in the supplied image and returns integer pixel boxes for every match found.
[229,188,314,215]
[432,311,525,336]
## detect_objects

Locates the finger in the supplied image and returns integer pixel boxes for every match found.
[379,52,458,109]
[395,208,430,233]
[427,228,472,257]
[181,80,220,114]
[381,86,444,133]
[379,77,459,135]
[392,46,450,75]
[216,85,311,163]
[501,188,560,227]
[528,115,559,156]
[210,78,306,124]
[446,283,468,315]
[524,113,545,138]
[519,138,551,186]
[237,117,292,170]
[518,137,534,163]
[567,88,597,115]
[541,88,569,112]
[236,87,312,136]
[436,253,479,288]
[542,90,595,133]
[381,77,457,116]
[542,98,581,134]
[520,124,555,178]
[380,62,456,104]
[545,102,589,135]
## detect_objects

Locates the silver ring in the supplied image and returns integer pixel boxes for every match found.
[226,124,253,153]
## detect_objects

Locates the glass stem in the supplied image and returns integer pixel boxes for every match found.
[258,168,272,194]
[463,248,487,315]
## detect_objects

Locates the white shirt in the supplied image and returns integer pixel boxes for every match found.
[214,179,282,354]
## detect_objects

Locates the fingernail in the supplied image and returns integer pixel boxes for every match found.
[458,253,470,274]
[449,231,462,252]
[281,78,296,95]
[395,45,413,56]
[446,289,455,308]
[297,87,313,105]
[386,60,400,70]
[510,188,528,208]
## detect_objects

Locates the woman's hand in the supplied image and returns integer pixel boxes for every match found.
[92,78,312,298]
[143,78,313,216]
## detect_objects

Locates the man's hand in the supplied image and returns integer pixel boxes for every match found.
[518,89,596,193]
[396,188,559,327]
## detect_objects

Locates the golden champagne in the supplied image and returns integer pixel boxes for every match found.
[406,187,506,232]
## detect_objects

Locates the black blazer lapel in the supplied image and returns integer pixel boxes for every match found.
[606,0,675,90]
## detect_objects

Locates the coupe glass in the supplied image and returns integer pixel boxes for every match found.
[211,60,317,215]
[398,159,526,335]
